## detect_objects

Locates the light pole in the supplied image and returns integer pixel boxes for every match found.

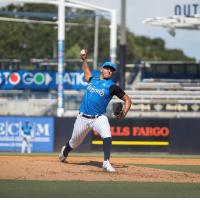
[57,0,65,117]
[93,12,99,69]
[119,0,126,90]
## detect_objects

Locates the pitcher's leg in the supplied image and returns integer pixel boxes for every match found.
[93,116,112,158]
[69,116,91,149]
[103,137,112,161]
[59,115,91,162]
[93,115,115,172]
[93,115,112,139]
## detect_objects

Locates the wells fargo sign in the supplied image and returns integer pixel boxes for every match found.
[92,118,170,147]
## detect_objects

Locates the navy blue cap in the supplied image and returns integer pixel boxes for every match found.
[102,61,117,71]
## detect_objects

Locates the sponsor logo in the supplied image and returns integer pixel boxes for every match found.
[111,126,130,136]
[23,72,46,85]
[0,70,91,89]
[0,117,54,152]
[133,127,169,137]
[94,126,170,137]
[0,121,50,137]
[9,73,21,85]
[174,3,200,17]
[0,72,52,86]
[61,72,87,86]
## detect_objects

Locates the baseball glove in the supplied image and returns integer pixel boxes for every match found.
[113,102,123,116]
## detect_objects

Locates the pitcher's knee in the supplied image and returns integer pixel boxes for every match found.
[69,139,80,149]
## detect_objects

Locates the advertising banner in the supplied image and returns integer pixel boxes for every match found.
[0,70,100,90]
[54,117,200,153]
[0,116,54,152]
[92,118,170,150]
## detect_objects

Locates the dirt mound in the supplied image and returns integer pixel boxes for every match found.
[0,156,200,183]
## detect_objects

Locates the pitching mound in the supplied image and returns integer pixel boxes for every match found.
[0,155,200,183]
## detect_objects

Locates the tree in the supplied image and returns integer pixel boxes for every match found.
[0,3,195,69]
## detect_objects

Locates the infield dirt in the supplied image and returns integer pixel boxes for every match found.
[0,155,200,183]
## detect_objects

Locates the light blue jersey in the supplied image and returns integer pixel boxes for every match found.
[22,122,32,136]
[79,76,115,115]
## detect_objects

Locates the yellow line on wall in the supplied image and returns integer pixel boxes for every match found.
[92,140,169,146]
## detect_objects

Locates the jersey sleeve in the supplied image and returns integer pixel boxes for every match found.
[109,85,125,99]
[88,76,93,82]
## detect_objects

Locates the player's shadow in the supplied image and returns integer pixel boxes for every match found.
[75,161,129,169]
[113,164,129,169]
[76,161,102,168]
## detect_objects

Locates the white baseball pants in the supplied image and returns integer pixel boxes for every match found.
[21,135,32,153]
[69,114,111,149]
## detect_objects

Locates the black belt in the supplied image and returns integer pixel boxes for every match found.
[79,112,100,119]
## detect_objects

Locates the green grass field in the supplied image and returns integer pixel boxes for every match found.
[0,180,200,198]
[132,164,200,174]
[1,152,200,197]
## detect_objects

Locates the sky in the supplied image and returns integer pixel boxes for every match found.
[82,0,200,62]
[0,0,199,61]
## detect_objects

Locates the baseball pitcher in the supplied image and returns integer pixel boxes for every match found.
[59,49,132,172]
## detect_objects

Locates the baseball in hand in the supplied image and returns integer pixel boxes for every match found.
[80,49,87,61]
[80,49,86,56]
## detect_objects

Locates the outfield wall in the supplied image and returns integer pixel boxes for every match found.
[169,118,200,154]
[55,117,200,154]
[0,116,199,154]
[0,116,54,152]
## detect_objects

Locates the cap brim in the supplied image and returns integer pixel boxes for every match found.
[103,66,116,71]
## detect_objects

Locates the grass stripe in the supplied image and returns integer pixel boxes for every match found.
[0,180,200,198]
